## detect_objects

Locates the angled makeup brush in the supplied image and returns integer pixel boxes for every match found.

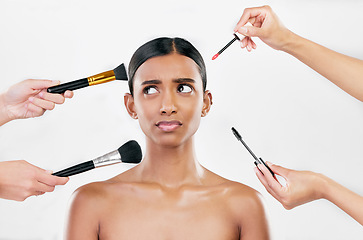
[47,63,128,94]
[231,127,275,177]
[52,140,142,177]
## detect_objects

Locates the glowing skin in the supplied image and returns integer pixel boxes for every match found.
[65,53,270,240]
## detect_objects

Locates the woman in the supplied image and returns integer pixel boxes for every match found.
[65,37,270,239]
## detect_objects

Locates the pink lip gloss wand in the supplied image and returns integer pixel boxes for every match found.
[212,33,240,60]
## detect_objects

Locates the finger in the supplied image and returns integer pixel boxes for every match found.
[246,38,253,52]
[234,6,267,32]
[37,170,69,186]
[236,25,264,38]
[38,91,65,104]
[26,103,46,117]
[254,167,280,199]
[28,96,55,110]
[34,181,56,193]
[258,163,283,191]
[251,39,257,49]
[266,162,290,179]
[63,90,74,99]
[240,37,248,48]
[25,79,60,90]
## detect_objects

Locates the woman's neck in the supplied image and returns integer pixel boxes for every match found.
[137,138,205,188]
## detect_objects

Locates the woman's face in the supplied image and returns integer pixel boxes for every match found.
[125,53,212,147]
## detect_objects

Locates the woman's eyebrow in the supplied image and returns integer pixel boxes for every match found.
[141,79,162,85]
[172,78,196,84]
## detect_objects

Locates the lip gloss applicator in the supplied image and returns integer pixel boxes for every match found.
[212,33,240,60]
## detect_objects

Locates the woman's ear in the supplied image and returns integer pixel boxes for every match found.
[124,93,138,119]
[201,90,212,117]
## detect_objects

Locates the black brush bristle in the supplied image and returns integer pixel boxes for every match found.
[113,63,128,81]
[231,127,242,141]
[118,140,142,164]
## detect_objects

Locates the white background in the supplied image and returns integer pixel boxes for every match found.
[1,0,363,239]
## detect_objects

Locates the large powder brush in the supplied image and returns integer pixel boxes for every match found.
[53,140,142,177]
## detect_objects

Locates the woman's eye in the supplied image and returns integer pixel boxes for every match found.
[177,84,193,93]
[143,86,158,95]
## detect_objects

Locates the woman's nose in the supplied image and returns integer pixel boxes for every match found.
[160,91,177,115]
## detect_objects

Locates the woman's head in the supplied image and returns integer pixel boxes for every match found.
[128,37,206,96]
[124,37,212,147]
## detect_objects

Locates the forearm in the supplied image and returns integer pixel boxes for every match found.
[281,32,363,101]
[0,93,12,126]
[320,174,363,225]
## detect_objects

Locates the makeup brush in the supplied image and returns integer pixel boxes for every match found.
[52,140,142,177]
[231,127,275,177]
[212,34,240,60]
[47,63,128,94]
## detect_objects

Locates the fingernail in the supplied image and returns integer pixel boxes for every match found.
[39,92,44,97]
[240,27,248,35]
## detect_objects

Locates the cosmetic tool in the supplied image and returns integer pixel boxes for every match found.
[53,140,142,177]
[47,63,128,94]
[212,34,240,60]
[231,127,275,177]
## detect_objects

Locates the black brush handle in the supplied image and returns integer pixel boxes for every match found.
[47,78,89,94]
[257,158,275,177]
[52,160,95,177]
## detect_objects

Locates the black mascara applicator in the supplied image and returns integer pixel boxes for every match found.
[47,63,128,94]
[231,127,275,177]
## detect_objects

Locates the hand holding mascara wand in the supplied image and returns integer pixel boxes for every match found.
[231,127,363,225]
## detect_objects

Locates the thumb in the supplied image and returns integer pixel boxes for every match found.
[236,26,263,38]
[26,79,60,90]
[266,162,291,178]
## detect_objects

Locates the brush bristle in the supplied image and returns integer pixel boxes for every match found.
[113,63,128,81]
[118,140,142,164]
[231,127,242,141]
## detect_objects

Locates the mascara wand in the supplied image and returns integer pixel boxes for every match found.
[231,127,275,177]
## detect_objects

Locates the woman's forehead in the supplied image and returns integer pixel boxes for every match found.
[133,54,202,84]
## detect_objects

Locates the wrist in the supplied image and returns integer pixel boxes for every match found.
[315,173,333,200]
[279,30,301,53]
[0,93,12,126]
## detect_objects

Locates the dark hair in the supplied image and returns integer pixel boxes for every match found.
[128,37,207,96]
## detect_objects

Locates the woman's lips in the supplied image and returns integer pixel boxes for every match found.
[156,120,182,132]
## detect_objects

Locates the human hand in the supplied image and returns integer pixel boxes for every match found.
[234,5,292,52]
[255,162,325,209]
[0,160,69,201]
[0,79,73,125]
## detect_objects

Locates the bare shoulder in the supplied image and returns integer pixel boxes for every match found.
[204,168,266,218]
[204,170,270,239]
